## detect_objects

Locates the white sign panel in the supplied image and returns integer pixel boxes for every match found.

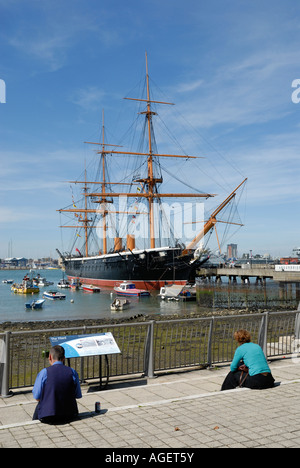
[50,332,121,358]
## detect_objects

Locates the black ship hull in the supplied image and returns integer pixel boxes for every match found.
[62,247,206,290]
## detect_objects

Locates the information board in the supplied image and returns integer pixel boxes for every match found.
[50,332,121,358]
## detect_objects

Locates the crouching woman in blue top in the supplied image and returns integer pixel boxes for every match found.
[221,329,275,391]
[32,345,82,424]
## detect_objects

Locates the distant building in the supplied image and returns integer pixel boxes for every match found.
[4,257,28,267]
[227,244,238,259]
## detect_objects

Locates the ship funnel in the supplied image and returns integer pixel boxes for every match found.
[127,234,135,251]
[114,237,123,252]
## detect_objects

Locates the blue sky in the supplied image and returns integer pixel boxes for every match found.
[0,0,300,259]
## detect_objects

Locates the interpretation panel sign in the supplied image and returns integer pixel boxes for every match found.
[50,332,121,358]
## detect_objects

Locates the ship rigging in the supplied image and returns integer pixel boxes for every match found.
[57,54,247,289]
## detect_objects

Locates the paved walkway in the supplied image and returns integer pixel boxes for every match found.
[1,358,300,448]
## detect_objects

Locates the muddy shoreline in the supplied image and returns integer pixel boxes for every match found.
[0,304,296,333]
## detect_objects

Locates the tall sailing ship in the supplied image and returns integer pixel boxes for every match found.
[57,54,246,290]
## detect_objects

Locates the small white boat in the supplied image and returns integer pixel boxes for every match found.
[37,278,54,287]
[2,279,13,284]
[111,298,131,311]
[57,279,70,288]
[82,284,101,293]
[33,275,53,287]
[43,290,66,300]
[25,299,45,310]
[114,281,150,297]
[159,283,197,301]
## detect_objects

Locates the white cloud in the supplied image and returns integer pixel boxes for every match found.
[0,149,84,195]
[5,5,98,71]
[176,79,204,93]
[0,206,39,223]
[70,86,107,111]
[172,49,299,129]
[4,3,125,72]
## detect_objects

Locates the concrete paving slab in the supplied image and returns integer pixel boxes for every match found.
[1,358,300,448]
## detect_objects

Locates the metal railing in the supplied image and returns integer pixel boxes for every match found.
[1,309,300,397]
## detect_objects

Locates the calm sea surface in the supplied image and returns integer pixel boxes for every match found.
[0,269,199,323]
[0,269,296,324]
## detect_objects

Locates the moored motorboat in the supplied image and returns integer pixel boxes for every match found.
[114,281,150,297]
[32,274,54,287]
[25,299,45,310]
[57,279,70,288]
[82,284,101,293]
[43,290,66,300]
[159,283,197,301]
[11,279,39,294]
[37,278,54,287]
[111,297,131,311]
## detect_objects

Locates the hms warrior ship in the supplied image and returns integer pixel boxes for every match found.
[57,54,247,290]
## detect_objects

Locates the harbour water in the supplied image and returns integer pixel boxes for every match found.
[0,269,297,324]
[0,269,199,323]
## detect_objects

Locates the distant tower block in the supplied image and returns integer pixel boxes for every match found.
[227,244,238,259]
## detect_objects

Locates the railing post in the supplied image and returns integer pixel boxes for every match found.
[1,331,13,398]
[258,312,269,357]
[144,320,156,379]
[207,317,214,367]
[295,309,300,340]
[80,325,87,383]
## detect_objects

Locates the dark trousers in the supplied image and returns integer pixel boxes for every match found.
[33,402,77,425]
[221,371,275,391]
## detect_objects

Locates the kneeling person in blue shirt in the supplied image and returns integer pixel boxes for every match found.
[221,329,275,391]
[33,345,82,424]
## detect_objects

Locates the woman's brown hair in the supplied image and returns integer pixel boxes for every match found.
[234,329,251,344]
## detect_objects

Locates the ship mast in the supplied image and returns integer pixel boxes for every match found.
[126,52,215,248]
[58,110,124,256]
[58,165,93,257]
[100,109,108,254]
[146,52,155,248]
[83,167,90,257]
[84,110,126,255]
[89,52,214,249]
[58,54,218,256]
